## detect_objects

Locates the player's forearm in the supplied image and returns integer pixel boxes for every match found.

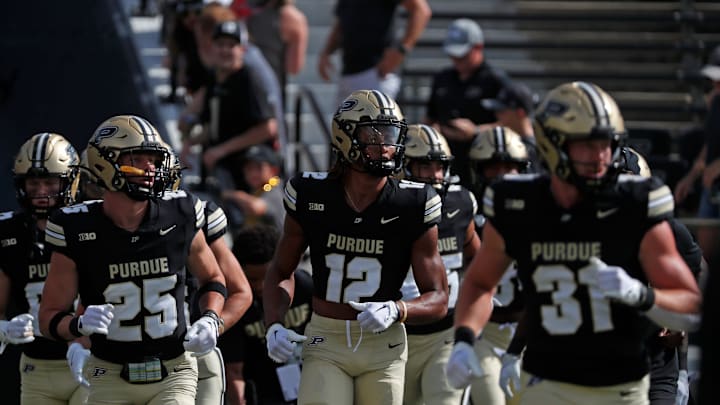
[263,268,294,326]
[453,286,495,334]
[404,289,448,324]
[39,310,76,342]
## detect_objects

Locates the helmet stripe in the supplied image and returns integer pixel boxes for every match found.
[131,116,157,143]
[493,126,506,153]
[370,90,389,110]
[421,124,440,151]
[33,132,50,168]
[576,82,609,127]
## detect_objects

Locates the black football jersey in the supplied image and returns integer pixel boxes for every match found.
[402,184,476,334]
[484,173,674,386]
[187,199,229,323]
[218,269,313,403]
[284,172,441,303]
[0,210,69,359]
[45,191,205,363]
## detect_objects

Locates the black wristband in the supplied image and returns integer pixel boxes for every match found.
[69,316,83,338]
[48,311,73,342]
[197,281,228,300]
[454,326,476,346]
[637,286,655,311]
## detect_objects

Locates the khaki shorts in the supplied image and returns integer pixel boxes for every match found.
[520,373,650,405]
[298,313,407,405]
[470,322,517,405]
[85,352,198,405]
[404,328,463,405]
[196,348,225,405]
[20,354,88,405]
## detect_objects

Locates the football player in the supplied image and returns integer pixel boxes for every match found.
[263,90,449,405]
[398,124,479,405]
[467,126,530,404]
[190,198,253,405]
[219,224,313,405]
[447,82,701,404]
[39,115,227,404]
[0,132,87,404]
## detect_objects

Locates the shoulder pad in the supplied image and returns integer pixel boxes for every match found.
[424,191,442,224]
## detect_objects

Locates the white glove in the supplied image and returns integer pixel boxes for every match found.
[0,313,35,345]
[591,257,647,307]
[348,300,399,333]
[78,304,114,335]
[445,341,484,389]
[499,353,521,398]
[265,323,307,363]
[66,342,90,387]
[183,315,219,355]
[675,369,689,405]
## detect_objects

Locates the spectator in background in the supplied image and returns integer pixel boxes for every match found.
[222,144,285,231]
[318,0,431,105]
[182,20,278,192]
[247,0,309,100]
[220,225,313,405]
[179,4,288,162]
[161,0,204,104]
[425,19,509,188]
[674,44,720,271]
[481,82,540,169]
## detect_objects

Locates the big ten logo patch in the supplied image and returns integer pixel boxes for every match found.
[245,303,311,341]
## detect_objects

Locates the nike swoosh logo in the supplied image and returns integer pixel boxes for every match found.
[380,216,399,225]
[596,208,619,219]
[159,225,177,236]
[446,209,460,218]
[388,342,403,349]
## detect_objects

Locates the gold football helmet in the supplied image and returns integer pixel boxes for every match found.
[13,132,80,217]
[402,124,454,189]
[468,126,529,195]
[331,90,407,176]
[86,115,172,200]
[534,81,626,191]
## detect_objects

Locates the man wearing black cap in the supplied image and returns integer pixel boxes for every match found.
[425,19,509,189]
[188,20,278,192]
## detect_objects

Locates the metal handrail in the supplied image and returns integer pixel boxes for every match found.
[292,85,333,175]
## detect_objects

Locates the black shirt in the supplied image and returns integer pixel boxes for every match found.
[0,210,69,360]
[485,173,674,386]
[46,192,205,363]
[335,0,401,74]
[404,184,476,334]
[201,66,275,172]
[426,63,509,185]
[285,173,441,302]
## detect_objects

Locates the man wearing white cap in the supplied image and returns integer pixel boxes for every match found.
[674,45,720,271]
[425,18,509,189]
